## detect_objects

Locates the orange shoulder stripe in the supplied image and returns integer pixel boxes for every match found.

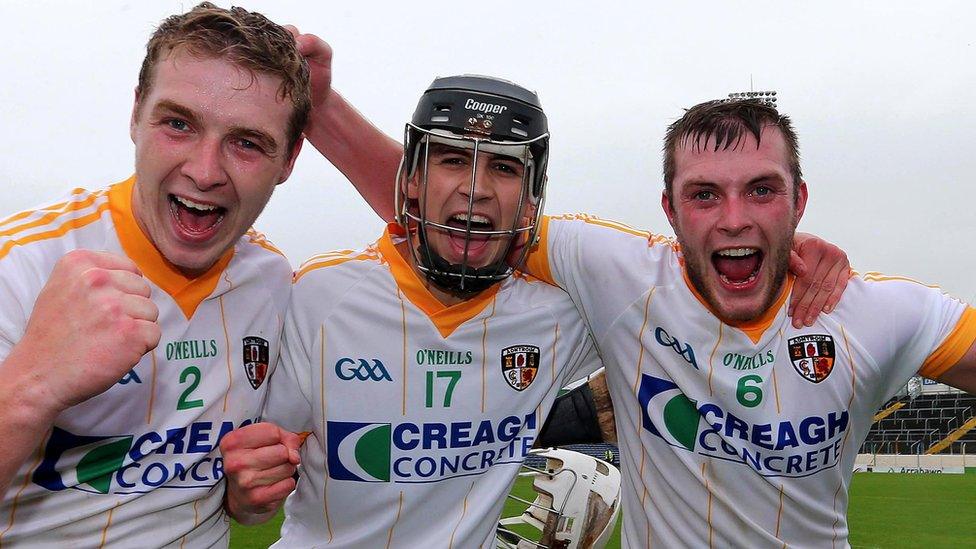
[860,272,940,289]
[0,187,91,227]
[0,188,91,228]
[303,250,360,264]
[582,217,651,239]
[293,251,380,283]
[0,201,111,261]
[245,228,285,257]
[0,190,107,238]
[548,212,655,239]
[920,307,976,378]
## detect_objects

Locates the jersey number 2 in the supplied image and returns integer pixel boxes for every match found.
[177,366,205,410]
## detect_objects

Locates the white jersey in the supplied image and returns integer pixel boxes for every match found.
[525,214,976,548]
[264,226,601,548]
[0,177,291,548]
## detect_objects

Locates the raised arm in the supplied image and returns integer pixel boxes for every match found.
[290,29,402,221]
[288,29,856,330]
[0,250,160,497]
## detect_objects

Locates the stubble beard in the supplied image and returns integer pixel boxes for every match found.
[677,230,794,323]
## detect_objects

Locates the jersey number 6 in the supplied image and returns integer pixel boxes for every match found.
[736,375,763,408]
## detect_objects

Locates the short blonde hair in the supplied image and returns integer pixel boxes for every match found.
[136,2,310,149]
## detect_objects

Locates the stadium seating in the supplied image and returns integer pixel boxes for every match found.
[525,443,620,468]
[861,392,976,455]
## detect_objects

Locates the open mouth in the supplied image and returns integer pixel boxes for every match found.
[443,213,494,258]
[445,213,494,233]
[712,247,763,287]
[169,194,226,239]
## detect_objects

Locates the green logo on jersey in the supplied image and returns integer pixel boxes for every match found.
[33,427,133,494]
[639,375,701,452]
[165,339,219,361]
[75,438,132,493]
[356,424,392,482]
[662,392,700,451]
[34,421,247,494]
[328,422,391,482]
[415,348,473,366]
[723,350,775,370]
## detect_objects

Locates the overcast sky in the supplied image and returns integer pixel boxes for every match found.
[0,1,972,302]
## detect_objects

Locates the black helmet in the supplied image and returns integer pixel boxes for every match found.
[395,75,550,294]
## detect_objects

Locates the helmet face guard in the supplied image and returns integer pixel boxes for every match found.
[394,75,550,294]
[496,448,622,549]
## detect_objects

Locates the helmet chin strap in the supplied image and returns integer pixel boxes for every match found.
[415,229,508,295]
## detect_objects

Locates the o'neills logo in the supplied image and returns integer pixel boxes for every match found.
[465,98,507,114]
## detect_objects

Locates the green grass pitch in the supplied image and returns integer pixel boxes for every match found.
[847,470,976,548]
[229,471,976,548]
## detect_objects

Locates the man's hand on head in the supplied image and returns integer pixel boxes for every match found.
[283,26,401,220]
[284,26,333,115]
[788,233,852,328]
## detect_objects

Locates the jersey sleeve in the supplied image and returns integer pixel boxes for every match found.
[840,275,976,401]
[917,303,976,379]
[523,214,675,342]
[0,278,22,360]
[557,326,604,389]
[532,283,606,389]
[262,285,315,433]
[0,253,41,361]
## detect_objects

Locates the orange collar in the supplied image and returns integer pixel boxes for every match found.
[680,262,793,344]
[108,176,233,319]
[377,224,499,338]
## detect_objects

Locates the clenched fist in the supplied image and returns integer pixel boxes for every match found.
[17,249,160,412]
[221,422,304,525]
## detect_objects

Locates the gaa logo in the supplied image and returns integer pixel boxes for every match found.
[501,345,540,391]
[326,421,391,482]
[335,358,393,382]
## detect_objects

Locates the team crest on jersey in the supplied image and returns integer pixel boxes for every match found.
[243,336,270,390]
[788,334,835,383]
[501,345,539,391]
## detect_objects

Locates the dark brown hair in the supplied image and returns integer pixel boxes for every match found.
[136,2,310,150]
[663,99,802,202]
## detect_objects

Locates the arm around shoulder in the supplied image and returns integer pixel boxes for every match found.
[536,370,616,448]
[305,89,402,222]
[288,29,402,221]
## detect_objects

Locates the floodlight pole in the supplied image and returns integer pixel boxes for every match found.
[726,89,778,108]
